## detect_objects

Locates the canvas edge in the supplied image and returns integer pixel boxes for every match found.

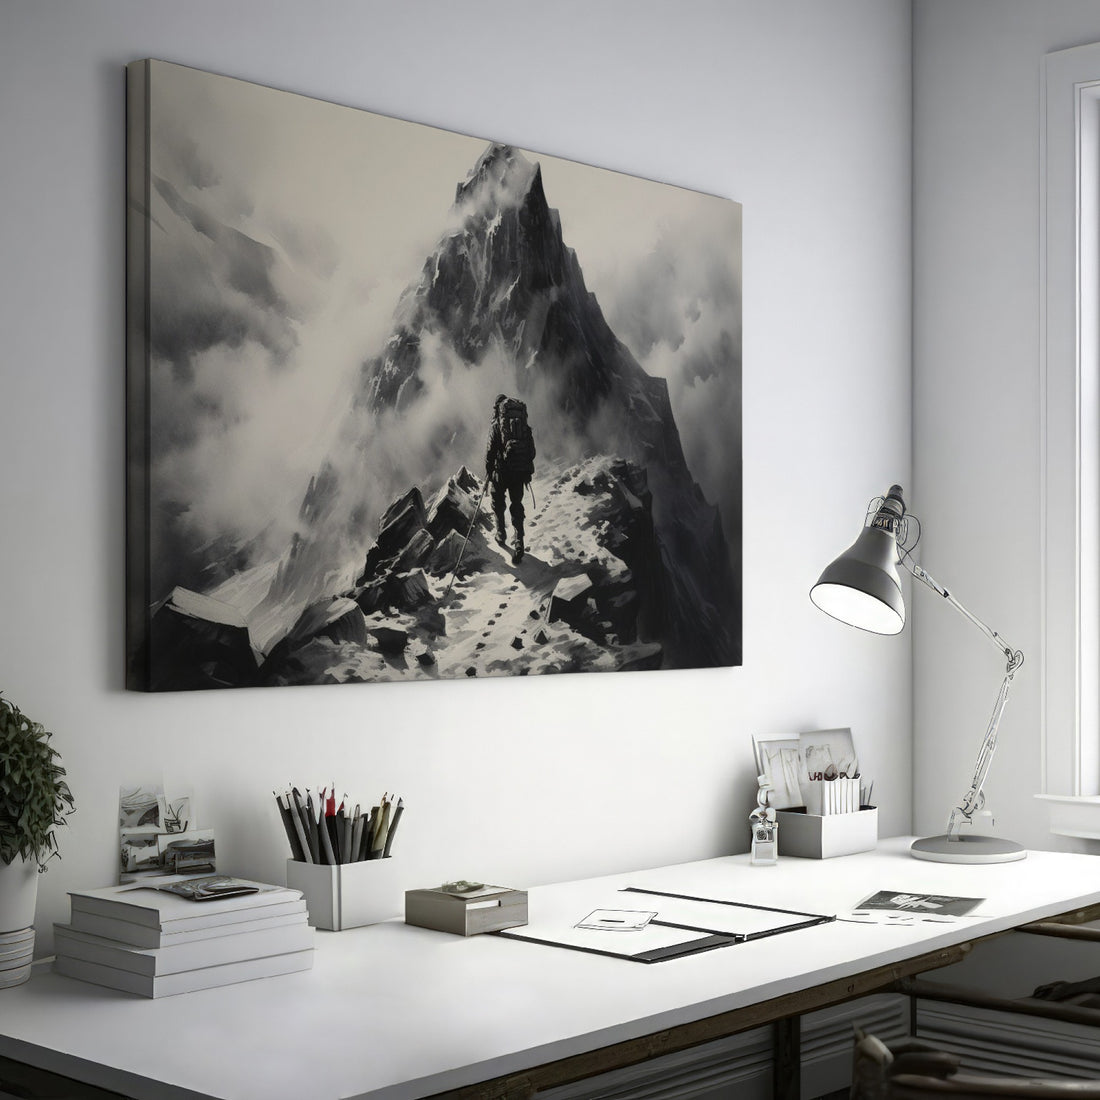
[125,59,152,691]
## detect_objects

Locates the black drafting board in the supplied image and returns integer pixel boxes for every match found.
[493,887,834,964]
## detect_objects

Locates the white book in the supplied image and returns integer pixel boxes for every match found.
[67,903,308,948]
[54,948,314,998]
[54,921,314,976]
[67,876,302,931]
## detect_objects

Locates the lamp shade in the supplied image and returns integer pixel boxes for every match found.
[810,526,905,635]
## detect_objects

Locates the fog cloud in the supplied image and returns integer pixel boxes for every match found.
[596,215,742,539]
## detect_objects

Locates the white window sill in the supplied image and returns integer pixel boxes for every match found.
[1035,794,1100,839]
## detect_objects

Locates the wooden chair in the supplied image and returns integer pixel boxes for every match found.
[851,914,1100,1098]
[850,1029,1100,1099]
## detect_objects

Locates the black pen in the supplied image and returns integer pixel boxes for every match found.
[335,805,347,864]
[319,793,337,866]
[363,809,380,858]
[292,788,318,864]
[382,798,404,858]
[304,790,323,864]
[276,791,307,862]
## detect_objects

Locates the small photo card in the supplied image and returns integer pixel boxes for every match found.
[162,795,192,835]
[575,909,657,932]
[119,784,163,830]
[158,829,216,875]
[120,831,161,874]
[845,890,985,924]
[156,876,258,902]
[856,890,983,915]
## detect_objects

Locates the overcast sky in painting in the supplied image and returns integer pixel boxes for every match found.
[145,60,741,561]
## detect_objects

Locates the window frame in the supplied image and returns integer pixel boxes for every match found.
[1041,42,1100,797]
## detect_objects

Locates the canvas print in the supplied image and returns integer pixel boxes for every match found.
[126,60,742,690]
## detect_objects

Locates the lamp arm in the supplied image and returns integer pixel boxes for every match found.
[898,558,1025,837]
[901,560,1021,664]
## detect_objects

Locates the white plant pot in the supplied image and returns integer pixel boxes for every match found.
[0,856,39,933]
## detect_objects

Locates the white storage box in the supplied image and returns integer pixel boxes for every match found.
[776,807,878,859]
[286,858,404,930]
[404,885,527,936]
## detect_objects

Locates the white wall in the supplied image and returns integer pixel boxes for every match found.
[0,0,912,952]
[913,0,1100,849]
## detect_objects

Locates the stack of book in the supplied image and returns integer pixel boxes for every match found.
[53,875,314,998]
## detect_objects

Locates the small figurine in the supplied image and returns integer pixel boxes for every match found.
[750,774,778,866]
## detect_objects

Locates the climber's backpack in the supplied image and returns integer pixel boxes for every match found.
[499,398,535,479]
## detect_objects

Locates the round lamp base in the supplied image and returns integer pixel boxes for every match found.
[910,834,1027,864]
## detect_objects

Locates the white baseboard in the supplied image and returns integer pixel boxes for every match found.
[536,993,910,1100]
[916,999,1100,1079]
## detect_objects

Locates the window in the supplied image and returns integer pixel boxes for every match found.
[1042,42,1100,798]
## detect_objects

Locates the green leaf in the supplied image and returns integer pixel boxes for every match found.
[0,692,75,869]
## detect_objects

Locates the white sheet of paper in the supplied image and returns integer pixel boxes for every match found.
[575,909,657,932]
[498,888,827,961]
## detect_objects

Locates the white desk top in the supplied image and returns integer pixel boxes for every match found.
[2,838,1099,1100]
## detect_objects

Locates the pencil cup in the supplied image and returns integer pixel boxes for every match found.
[286,858,406,931]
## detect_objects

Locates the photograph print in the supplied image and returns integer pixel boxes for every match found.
[798,728,858,781]
[753,737,803,810]
[126,60,742,691]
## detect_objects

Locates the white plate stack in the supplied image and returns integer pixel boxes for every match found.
[0,928,35,988]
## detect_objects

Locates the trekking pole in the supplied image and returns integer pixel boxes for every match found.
[442,478,489,602]
[528,480,536,510]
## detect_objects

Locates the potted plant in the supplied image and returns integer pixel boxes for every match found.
[0,691,75,935]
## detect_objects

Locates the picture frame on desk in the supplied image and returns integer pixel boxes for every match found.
[753,736,803,810]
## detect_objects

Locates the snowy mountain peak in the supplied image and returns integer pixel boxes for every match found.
[355,141,696,479]
[454,143,541,213]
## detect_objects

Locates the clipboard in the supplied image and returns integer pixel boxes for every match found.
[493,886,834,964]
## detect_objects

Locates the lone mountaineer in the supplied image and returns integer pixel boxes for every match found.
[485,394,536,564]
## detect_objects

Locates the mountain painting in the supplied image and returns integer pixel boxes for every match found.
[126,60,742,691]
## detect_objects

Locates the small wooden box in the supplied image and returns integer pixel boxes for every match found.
[404,885,528,936]
[776,807,878,859]
[286,858,404,931]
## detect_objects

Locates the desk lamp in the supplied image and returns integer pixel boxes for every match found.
[810,485,1026,864]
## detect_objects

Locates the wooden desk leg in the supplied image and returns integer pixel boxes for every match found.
[774,1015,801,1100]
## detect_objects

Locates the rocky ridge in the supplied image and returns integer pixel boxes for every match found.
[148,456,669,688]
